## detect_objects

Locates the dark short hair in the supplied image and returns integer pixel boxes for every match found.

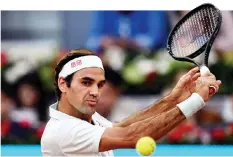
[54,49,96,100]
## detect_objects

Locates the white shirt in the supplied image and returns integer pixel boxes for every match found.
[41,103,114,156]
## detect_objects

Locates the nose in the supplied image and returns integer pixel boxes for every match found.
[90,85,99,97]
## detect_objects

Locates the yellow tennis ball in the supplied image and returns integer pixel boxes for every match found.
[136,136,156,156]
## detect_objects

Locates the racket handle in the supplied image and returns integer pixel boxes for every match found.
[200,66,217,95]
[200,66,210,75]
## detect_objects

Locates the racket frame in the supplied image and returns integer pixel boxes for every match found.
[167,3,222,67]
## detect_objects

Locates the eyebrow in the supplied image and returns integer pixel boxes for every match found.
[81,77,95,82]
[81,77,106,84]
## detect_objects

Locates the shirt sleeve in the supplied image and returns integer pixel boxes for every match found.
[93,112,113,128]
[60,121,106,155]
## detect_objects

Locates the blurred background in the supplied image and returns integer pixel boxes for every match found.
[1,11,233,155]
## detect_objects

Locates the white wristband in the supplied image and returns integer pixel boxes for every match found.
[177,93,205,118]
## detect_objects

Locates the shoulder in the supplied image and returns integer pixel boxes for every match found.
[58,118,107,154]
[41,117,106,155]
[93,112,113,128]
[41,117,91,145]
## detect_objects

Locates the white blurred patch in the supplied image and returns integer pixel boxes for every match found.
[5,59,37,84]
[104,46,126,71]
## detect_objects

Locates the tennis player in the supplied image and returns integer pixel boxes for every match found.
[41,49,221,156]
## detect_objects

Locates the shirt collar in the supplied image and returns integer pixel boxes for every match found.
[49,102,97,122]
[49,102,77,120]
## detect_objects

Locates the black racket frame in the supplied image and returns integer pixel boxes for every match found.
[167,3,222,67]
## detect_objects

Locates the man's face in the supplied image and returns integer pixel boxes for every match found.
[64,67,105,115]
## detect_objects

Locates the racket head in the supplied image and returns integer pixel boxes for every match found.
[167,3,222,66]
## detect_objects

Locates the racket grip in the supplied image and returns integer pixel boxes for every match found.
[200,66,210,75]
[200,66,217,95]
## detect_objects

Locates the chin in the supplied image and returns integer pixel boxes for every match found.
[86,110,95,116]
[85,108,96,115]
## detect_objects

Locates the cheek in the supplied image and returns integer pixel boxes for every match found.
[67,83,89,102]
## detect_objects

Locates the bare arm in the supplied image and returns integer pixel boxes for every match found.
[100,106,185,152]
[114,67,201,127]
[99,70,221,152]
[114,95,175,127]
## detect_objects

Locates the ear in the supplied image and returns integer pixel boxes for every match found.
[58,77,67,93]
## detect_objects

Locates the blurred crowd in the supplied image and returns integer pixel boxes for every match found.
[1,11,233,144]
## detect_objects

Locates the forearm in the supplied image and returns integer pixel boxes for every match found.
[126,107,185,145]
[100,93,205,151]
[124,93,205,145]
[115,94,176,127]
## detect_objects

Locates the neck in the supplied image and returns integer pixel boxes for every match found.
[58,96,92,123]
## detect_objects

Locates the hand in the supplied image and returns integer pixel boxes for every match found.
[195,73,221,102]
[169,67,201,104]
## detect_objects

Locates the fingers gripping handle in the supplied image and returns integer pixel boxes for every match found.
[200,66,216,95]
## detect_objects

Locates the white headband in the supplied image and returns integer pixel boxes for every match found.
[59,55,104,78]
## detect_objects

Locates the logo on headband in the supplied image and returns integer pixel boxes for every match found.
[71,60,82,68]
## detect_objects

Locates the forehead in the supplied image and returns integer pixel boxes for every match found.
[73,67,105,80]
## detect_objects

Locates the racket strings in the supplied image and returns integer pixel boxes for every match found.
[171,6,219,57]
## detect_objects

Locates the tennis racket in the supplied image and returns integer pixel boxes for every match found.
[167,3,222,94]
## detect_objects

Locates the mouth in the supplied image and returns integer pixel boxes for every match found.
[87,100,97,106]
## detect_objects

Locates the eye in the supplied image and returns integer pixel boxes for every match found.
[82,81,92,86]
[98,83,105,89]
